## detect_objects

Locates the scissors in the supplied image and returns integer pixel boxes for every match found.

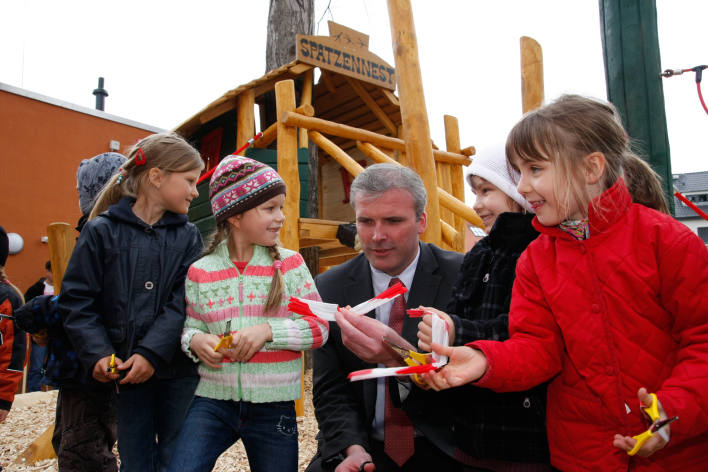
[106,354,120,394]
[627,393,678,456]
[382,336,428,386]
[213,320,234,352]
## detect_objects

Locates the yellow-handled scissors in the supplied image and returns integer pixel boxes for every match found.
[628,393,678,456]
[213,320,234,352]
[382,336,428,386]
[106,354,117,374]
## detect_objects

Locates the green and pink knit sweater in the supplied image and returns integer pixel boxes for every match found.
[181,242,328,403]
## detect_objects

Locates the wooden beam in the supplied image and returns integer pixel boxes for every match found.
[461,146,476,157]
[309,131,365,179]
[436,160,455,240]
[299,69,314,149]
[357,141,398,166]
[47,223,75,293]
[289,63,314,75]
[275,80,300,252]
[319,253,358,266]
[255,104,314,149]
[445,114,466,249]
[380,88,400,107]
[395,124,407,166]
[281,112,470,164]
[253,72,299,98]
[441,219,463,252]
[520,36,544,114]
[13,425,56,465]
[236,89,255,156]
[200,97,238,125]
[345,76,398,137]
[387,0,441,246]
[321,69,338,93]
[319,247,360,259]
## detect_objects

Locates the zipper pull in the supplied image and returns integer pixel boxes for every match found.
[523,397,530,408]
[483,274,490,283]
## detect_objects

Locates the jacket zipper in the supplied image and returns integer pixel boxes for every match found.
[237,269,244,400]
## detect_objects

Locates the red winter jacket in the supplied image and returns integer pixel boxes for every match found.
[0,284,26,412]
[471,179,708,472]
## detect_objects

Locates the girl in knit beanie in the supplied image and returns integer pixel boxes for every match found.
[169,156,329,472]
[416,142,550,470]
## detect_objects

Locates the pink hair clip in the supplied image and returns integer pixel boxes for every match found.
[135,148,147,166]
[273,260,283,271]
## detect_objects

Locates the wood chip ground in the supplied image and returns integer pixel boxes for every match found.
[1,371,318,471]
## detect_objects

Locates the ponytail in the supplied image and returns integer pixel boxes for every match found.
[264,245,285,314]
[0,265,25,304]
[622,155,670,215]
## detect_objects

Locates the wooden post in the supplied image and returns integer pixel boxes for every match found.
[395,125,407,166]
[520,36,544,114]
[275,80,300,253]
[299,69,314,149]
[436,160,454,250]
[47,223,75,293]
[387,0,441,246]
[444,115,466,250]
[236,89,256,155]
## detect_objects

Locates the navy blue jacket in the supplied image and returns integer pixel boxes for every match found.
[59,197,202,385]
[446,212,549,464]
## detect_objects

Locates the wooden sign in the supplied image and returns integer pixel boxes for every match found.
[297,21,396,91]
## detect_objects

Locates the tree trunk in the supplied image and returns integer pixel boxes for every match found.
[265,0,317,371]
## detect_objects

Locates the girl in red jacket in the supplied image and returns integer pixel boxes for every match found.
[422,94,708,472]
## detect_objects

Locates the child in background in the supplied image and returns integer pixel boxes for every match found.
[167,157,329,472]
[416,142,549,471]
[0,225,26,424]
[60,132,204,472]
[422,95,707,472]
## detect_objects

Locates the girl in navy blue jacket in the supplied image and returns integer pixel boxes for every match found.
[61,132,204,472]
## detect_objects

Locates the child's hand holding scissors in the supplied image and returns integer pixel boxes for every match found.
[613,388,677,457]
[190,333,227,369]
[93,354,123,383]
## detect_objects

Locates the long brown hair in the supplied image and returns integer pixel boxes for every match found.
[89,132,204,219]
[204,221,285,315]
[0,266,25,304]
[506,94,670,218]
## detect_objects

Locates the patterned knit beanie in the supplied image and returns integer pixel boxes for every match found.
[465,142,533,212]
[76,152,127,215]
[210,156,287,224]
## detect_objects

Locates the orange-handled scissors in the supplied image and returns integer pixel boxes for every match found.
[628,393,678,456]
[382,336,428,386]
[213,320,234,352]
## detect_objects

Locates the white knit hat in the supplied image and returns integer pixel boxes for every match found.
[464,142,533,212]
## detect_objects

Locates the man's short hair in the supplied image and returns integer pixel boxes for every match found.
[45,260,51,272]
[350,164,427,219]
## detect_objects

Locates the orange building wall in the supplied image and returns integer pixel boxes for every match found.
[0,89,159,292]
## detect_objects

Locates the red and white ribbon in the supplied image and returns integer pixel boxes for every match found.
[287,282,408,322]
[348,363,444,381]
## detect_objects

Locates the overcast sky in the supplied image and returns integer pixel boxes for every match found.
[2,0,706,186]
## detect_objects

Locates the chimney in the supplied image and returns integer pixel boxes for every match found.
[93,77,109,111]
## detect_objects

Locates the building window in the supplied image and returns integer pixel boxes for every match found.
[688,194,708,203]
[698,227,708,243]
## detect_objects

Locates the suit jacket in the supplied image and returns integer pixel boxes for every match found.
[311,242,463,464]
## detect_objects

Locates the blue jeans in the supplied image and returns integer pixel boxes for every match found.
[112,375,199,472]
[167,397,298,472]
[28,341,47,392]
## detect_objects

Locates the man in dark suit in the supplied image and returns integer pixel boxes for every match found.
[307,164,464,472]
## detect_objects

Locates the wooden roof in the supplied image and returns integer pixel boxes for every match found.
[172,60,402,157]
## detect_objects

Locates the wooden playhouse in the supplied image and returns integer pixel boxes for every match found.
[176,20,483,269]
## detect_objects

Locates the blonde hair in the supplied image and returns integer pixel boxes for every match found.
[506,94,670,219]
[204,221,285,315]
[0,265,25,304]
[89,132,204,219]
